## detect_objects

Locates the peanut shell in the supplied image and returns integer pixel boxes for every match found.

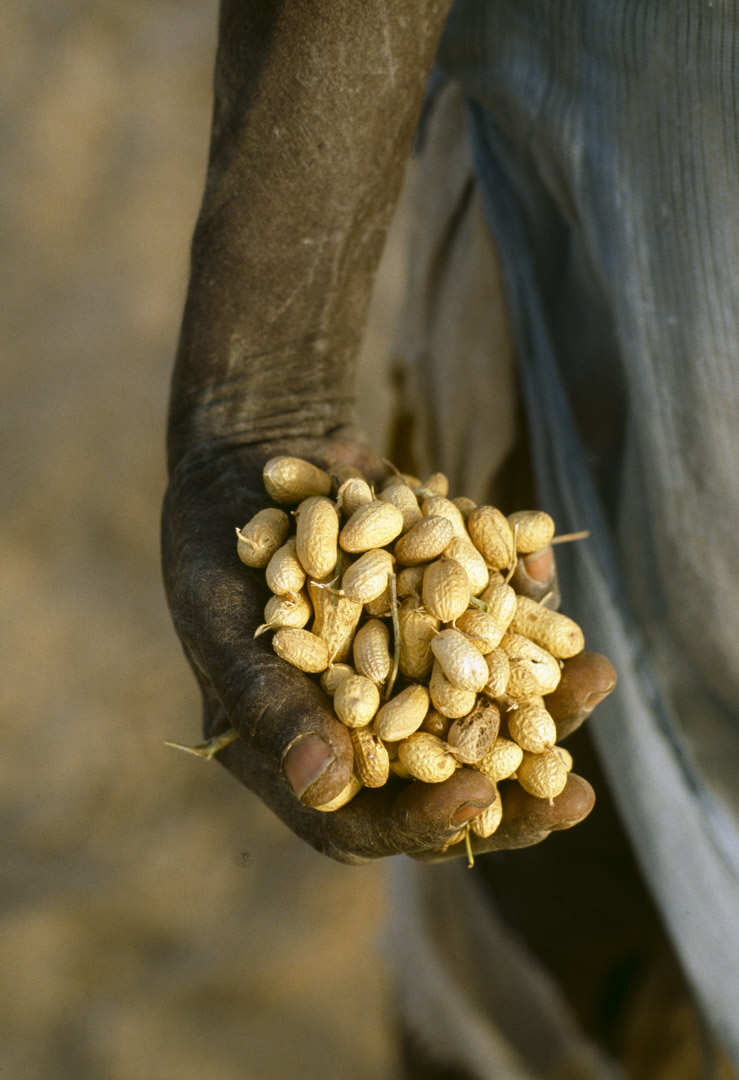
[353,618,392,686]
[374,683,430,742]
[351,727,390,788]
[263,456,332,504]
[443,536,489,595]
[468,506,516,570]
[394,515,454,566]
[506,698,557,753]
[500,633,562,696]
[397,731,457,783]
[422,558,471,623]
[507,509,555,554]
[333,674,381,728]
[341,549,394,604]
[340,501,404,552]
[471,786,504,838]
[313,773,363,812]
[379,483,422,531]
[447,701,500,764]
[429,660,477,719]
[236,508,291,569]
[454,609,505,654]
[509,595,585,659]
[398,599,439,680]
[517,750,569,804]
[475,737,523,782]
[431,628,490,693]
[295,495,339,580]
[272,628,329,673]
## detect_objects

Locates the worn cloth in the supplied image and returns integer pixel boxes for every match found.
[388,3,739,1076]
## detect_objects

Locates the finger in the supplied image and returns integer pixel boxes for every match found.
[545,651,617,740]
[508,543,561,609]
[414,772,596,864]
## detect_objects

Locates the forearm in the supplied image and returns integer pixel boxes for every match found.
[168,0,452,470]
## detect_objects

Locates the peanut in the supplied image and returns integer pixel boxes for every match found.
[333,674,381,728]
[471,786,503,838]
[257,591,312,634]
[394,515,454,566]
[263,456,332,504]
[500,633,562,696]
[236,508,291,568]
[506,698,557,753]
[351,726,390,788]
[272,628,329,673]
[336,477,374,517]
[295,495,339,580]
[517,749,569,804]
[373,683,430,742]
[422,557,471,623]
[353,618,392,686]
[265,537,306,598]
[509,594,585,659]
[443,536,489,595]
[413,472,449,499]
[475,737,523,783]
[478,581,517,630]
[313,773,363,812]
[429,660,478,719]
[341,548,394,604]
[481,648,511,700]
[398,599,439,681]
[468,506,516,570]
[397,731,457,783]
[421,496,468,539]
[431,628,490,693]
[447,701,500,764]
[396,565,426,600]
[379,482,422,531]
[309,578,363,663]
[340,501,404,553]
[507,509,555,554]
[454,609,505,654]
[320,663,355,696]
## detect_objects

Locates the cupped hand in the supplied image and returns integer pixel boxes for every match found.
[162,431,615,864]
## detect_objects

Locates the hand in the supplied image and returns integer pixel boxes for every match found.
[162,432,615,864]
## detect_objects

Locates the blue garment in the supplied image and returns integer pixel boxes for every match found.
[435,1,739,1065]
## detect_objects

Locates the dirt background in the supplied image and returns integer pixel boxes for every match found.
[1,3,404,1077]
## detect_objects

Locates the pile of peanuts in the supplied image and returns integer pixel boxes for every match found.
[236,455,586,840]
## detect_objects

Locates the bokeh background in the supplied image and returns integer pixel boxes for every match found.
[1,3,403,1076]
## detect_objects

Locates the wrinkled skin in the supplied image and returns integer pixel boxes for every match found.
[162,0,616,865]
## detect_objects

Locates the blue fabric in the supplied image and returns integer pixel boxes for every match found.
[437,0,739,1066]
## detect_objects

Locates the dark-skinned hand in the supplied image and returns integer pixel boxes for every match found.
[162,430,616,865]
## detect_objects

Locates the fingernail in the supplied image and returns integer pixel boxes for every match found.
[283,734,335,801]
[523,544,554,584]
[581,688,613,714]
[450,799,492,827]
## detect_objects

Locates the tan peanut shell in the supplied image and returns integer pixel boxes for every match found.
[420,707,451,739]
[443,536,489,595]
[481,648,511,700]
[337,477,374,517]
[236,508,291,569]
[259,591,312,633]
[363,579,393,617]
[341,548,394,603]
[265,537,306,598]
[505,664,542,702]
[272,628,329,673]
[394,515,454,566]
[373,683,430,742]
[351,727,390,788]
[553,745,574,772]
[447,701,500,764]
[422,558,471,623]
[507,509,556,554]
[479,581,517,630]
[506,698,557,753]
[263,456,332,504]
[476,737,523,782]
[468,506,516,570]
[353,618,392,686]
[517,749,569,804]
[421,496,468,539]
[309,579,363,663]
[339,501,404,553]
[413,472,449,498]
[509,595,585,659]
[327,463,365,487]
[381,471,421,491]
[454,609,505,654]
[379,483,422,531]
[500,633,562,696]
[396,565,426,600]
[431,628,490,693]
[320,663,355,695]
[429,660,478,719]
[295,495,339,580]
[471,786,504,838]
[452,496,477,520]
[397,731,457,783]
[333,674,381,728]
[398,600,439,680]
[313,772,363,812]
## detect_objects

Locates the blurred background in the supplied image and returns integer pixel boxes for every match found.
[1,3,403,1076]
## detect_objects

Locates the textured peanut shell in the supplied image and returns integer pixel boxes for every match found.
[341,549,394,603]
[468,506,516,570]
[398,600,438,680]
[471,786,504,838]
[454,609,505,654]
[421,496,468,539]
[447,701,500,764]
[262,456,332,504]
[476,737,523,782]
[396,565,426,600]
[353,618,392,686]
[272,628,329,673]
[333,674,381,728]
[236,508,291,569]
[309,580,363,663]
[394,515,453,566]
[479,581,517,630]
[320,663,355,695]
[262,591,312,631]
[374,683,430,741]
[431,628,490,693]
[429,660,477,719]
[295,496,339,580]
[517,750,569,803]
[422,558,471,623]
[397,731,457,783]
[500,633,562,696]
[506,699,557,753]
[337,477,374,517]
[379,483,422,531]
[313,773,363,812]
[507,509,556,554]
[340,501,404,553]
[265,537,307,597]
[413,472,449,498]
[481,648,510,699]
[509,595,585,659]
[350,727,390,788]
[443,536,489,595]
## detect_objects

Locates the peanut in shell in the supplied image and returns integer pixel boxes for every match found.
[313,772,363,812]
[398,599,439,681]
[320,663,355,695]
[454,609,505,654]
[350,727,390,788]
[475,737,523,782]
[333,674,381,728]
[517,749,569,804]
[421,496,468,539]
[394,515,454,566]
[272,628,329,673]
[506,698,557,753]
[373,683,430,741]
[481,648,511,700]
[379,483,422,531]
[431,628,490,693]
[263,456,332,505]
[443,536,489,595]
[259,591,312,633]
[507,509,555,554]
[509,595,585,659]
[309,579,363,663]
[468,506,516,570]
[447,701,500,764]
[500,633,562,696]
[353,618,392,686]
[340,501,404,553]
[471,786,503,838]
[479,581,517,630]
[397,731,457,783]
[341,549,394,604]
[422,557,471,623]
[236,508,291,569]
[265,537,306,597]
[429,660,478,719]
[336,477,374,517]
[295,495,339,580]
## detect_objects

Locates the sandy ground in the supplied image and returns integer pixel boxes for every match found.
[1,4,402,1077]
